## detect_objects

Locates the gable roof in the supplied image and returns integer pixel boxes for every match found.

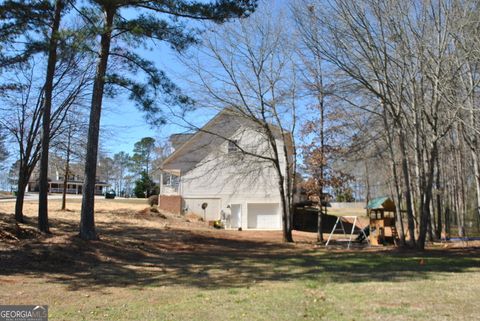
[367,197,395,211]
[161,108,294,174]
[161,109,242,173]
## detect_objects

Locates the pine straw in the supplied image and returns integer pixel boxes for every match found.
[0,217,42,243]
[0,199,210,245]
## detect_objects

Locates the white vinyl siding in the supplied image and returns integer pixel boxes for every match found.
[184,198,221,221]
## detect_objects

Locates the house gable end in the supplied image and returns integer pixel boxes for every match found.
[162,110,243,173]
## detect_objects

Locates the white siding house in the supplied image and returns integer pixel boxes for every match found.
[159,109,291,230]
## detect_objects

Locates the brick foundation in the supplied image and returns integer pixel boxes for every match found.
[159,195,182,214]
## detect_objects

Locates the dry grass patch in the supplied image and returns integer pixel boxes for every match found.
[185,212,204,222]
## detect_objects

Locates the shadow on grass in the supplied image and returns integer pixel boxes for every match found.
[0,212,479,292]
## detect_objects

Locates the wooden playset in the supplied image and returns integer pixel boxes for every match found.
[367,197,397,245]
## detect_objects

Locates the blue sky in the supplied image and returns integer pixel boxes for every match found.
[99,44,187,156]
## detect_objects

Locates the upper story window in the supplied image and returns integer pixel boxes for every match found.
[228,140,239,153]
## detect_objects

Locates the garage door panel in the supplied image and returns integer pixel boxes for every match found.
[247,203,280,229]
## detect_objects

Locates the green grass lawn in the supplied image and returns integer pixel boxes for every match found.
[38,251,480,321]
[0,200,479,321]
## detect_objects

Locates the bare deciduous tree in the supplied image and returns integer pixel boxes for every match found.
[0,54,91,223]
[177,9,298,242]
[294,0,480,249]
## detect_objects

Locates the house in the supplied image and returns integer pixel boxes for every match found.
[159,109,293,230]
[27,158,110,195]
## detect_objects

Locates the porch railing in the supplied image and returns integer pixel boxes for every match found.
[50,188,78,194]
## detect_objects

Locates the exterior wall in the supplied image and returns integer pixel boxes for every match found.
[159,195,183,214]
[182,196,282,230]
[162,112,291,230]
[177,127,286,229]
[183,198,221,221]
[180,126,284,198]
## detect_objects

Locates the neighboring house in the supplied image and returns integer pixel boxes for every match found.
[159,109,293,230]
[27,159,109,195]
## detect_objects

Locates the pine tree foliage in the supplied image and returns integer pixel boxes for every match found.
[132,137,156,176]
[133,170,157,198]
[74,0,257,124]
[0,0,52,69]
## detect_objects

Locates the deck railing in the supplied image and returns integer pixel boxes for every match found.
[160,185,180,195]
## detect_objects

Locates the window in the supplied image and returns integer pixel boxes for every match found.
[228,140,239,153]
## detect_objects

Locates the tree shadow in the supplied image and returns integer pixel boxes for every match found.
[0,211,479,293]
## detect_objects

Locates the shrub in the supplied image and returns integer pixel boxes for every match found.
[134,171,158,198]
[148,194,159,206]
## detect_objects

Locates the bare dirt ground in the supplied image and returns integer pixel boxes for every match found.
[0,199,330,300]
[0,198,478,277]
[0,199,479,320]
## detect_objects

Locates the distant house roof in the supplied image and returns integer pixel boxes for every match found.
[367,197,395,211]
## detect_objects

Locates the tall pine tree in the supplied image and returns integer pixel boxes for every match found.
[38,0,65,233]
[78,0,257,240]
[132,137,155,177]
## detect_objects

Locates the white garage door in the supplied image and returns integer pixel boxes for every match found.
[184,198,221,221]
[247,203,280,229]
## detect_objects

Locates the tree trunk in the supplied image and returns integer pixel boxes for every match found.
[380,104,407,246]
[427,201,434,242]
[455,193,465,237]
[14,173,29,223]
[317,163,324,242]
[460,153,467,238]
[445,200,451,239]
[435,156,442,239]
[276,171,293,242]
[61,132,71,210]
[317,208,323,243]
[417,142,437,250]
[38,0,63,233]
[399,130,415,247]
[280,187,293,242]
[412,100,424,240]
[473,149,480,227]
[80,8,114,240]
[453,139,465,238]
